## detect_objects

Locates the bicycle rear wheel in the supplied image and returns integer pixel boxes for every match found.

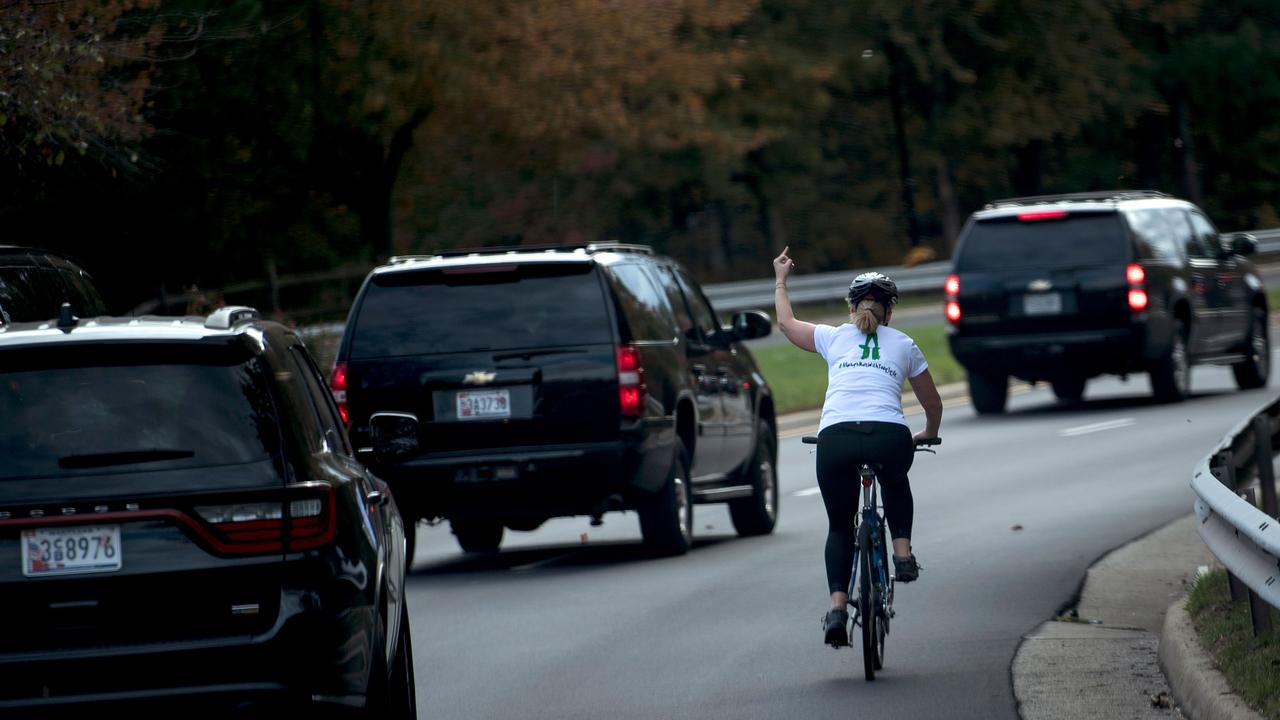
[858,522,877,681]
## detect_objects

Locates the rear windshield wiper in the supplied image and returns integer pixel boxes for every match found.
[58,449,196,469]
[493,348,586,362]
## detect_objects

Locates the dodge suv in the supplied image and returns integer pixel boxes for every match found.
[0,306,414,717]
[331,243,779,556]
[945,190,1269,413]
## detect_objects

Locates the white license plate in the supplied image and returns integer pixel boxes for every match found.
[22,525,122,578]
[1023,293,1063,315]
[456,389,511,420]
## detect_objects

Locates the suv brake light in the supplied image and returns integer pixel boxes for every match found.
[616,345,646,417]
[1017,210,1069,221]
[944,274,961,324]
[194,486,336,554]
[329,362,349,425]
[1126,263,1149,311]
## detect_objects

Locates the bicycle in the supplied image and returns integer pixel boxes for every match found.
[802,434,940,681]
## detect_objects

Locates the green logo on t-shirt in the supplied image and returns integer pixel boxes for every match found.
[859,333,880,360]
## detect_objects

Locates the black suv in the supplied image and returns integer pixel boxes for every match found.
[945,190,1269,413]
[331,243,778,556]
[0,246,108,324]
[0,307,414,717]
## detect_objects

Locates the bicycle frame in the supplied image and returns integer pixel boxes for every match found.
[849,464,893,635]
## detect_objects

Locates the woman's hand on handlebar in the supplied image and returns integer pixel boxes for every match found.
[912,432,941,446]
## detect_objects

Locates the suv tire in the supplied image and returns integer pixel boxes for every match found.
[969,371,1008,415]
[1232,306,1270,390]
[450,519,504,553]
[1151,322,1190,402]
[1051,376,1086,404]
[640,440,693,556]
[729,421,779,537]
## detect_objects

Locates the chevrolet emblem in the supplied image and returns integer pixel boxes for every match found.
[463,371,497,386]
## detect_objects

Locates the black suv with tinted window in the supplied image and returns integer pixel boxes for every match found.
[0,307,414,717]
[331,243,778,556]
[945,190,1268,413]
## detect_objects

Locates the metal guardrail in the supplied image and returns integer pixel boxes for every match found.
[1192,395,1280,634]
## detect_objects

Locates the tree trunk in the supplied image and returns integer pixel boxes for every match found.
[1011,141,1044,197]
[935,157,961,254]
[1172,93,1203,206]
[359,108,431,261]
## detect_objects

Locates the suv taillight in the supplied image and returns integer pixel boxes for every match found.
[329,362,349,425]
[194,485,336,554]
[944,274,961,324]
[1126,263,1148,311]
[616,345,646,418]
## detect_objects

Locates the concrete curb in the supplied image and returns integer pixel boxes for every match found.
[1159,599,1265,720]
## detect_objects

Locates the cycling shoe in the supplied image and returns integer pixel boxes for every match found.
[823,607,849,647]
[894,554,922,583]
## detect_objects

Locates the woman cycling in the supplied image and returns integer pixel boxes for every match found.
[772,246,943,648]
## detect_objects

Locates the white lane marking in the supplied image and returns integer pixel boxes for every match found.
[1059,418,1136,437]
[793,486,822,497]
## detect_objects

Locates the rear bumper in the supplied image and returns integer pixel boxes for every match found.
[0,574,381,714]
[370,438,669,521]
[948,324,1157,380]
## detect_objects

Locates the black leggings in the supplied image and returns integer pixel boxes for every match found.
[815,421,915,595]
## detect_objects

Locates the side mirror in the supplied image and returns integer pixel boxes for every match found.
[369,412,420,461]
[1225,232,1257,257]
[730,310,772,341]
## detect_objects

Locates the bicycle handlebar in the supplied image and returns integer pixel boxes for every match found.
[800,435,941,448]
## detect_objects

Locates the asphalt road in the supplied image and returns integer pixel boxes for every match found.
[402,359,1277,719]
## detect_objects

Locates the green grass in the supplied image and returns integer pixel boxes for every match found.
[1187,568,1280,719]
[751,322,963,415]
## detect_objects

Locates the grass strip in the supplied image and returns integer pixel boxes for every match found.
[1186,568,1280,719]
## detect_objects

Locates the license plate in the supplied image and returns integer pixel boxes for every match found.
[456,389,511,420]
[22,525,122,578]
[1023,293,1063,315]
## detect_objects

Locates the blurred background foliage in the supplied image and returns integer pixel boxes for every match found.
[3,0,1280,316]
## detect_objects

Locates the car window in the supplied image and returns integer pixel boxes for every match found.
[1187,212,1220,258]
[956,213,1129,271]
[58,268,107,316]
[671,268,720,343]
[290,345,352,455]
[0,345,279,480]
[1124,209,1180,261]
[651,265,700,340]
[0,265,58,323]
[1165,209,1201,260]
[351,263,614,358]
[609,263,677,342]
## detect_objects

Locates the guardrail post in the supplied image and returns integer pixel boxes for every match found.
[1254,415,1279,518]
[1216,452,1251,603]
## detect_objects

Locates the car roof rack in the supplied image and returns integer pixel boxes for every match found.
[983,190,1170,209]
[204,305,261,330]
[389,241,653,264]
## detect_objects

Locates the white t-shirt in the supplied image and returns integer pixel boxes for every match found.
[813,323,928,431]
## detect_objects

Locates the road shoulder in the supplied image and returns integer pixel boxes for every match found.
[1013,513,1214,719]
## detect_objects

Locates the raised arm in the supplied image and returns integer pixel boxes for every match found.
[908,369,943,440]
[773,246,818,353]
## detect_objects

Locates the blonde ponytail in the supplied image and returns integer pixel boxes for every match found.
[852,297,883,334]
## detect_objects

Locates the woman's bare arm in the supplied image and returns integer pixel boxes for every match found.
[773,246,818,353]
[908,369,943,440]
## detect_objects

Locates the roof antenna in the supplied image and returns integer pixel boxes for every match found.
[56,302,78,332]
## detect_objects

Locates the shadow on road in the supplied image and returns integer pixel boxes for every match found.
[410,536,736,576]
[974,386,1239,420]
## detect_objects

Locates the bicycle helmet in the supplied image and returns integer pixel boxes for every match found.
[846,271,899,308]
